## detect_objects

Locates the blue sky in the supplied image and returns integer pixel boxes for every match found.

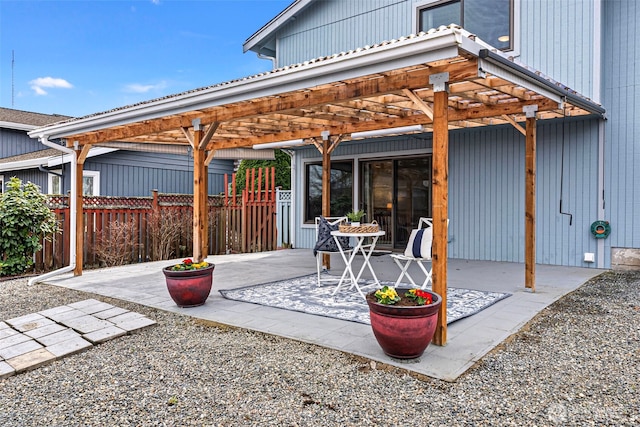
[0,0,291,118]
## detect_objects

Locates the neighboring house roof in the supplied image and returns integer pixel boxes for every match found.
[0,148,62,164]
[0,107,71,131]
[0,107,117,173]
[0,146,117,173]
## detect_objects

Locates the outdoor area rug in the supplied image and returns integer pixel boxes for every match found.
[219,274,511,325]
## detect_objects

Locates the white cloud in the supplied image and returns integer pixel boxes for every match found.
[151,0,160,4]
[29,77,73,96]
[124,81,167,93]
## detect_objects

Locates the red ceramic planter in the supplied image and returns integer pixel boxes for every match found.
[162,264,215,307]
[366,289,442,359]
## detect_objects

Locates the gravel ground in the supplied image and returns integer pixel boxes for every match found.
[0,270,638,426]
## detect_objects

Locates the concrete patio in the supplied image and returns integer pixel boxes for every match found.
[37,249,604,381]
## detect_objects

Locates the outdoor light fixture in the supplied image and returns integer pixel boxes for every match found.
[498,35,510,42]
[252,139,305,150]
[350,125,424,139]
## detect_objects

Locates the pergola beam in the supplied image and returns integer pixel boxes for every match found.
[64,60,480,146]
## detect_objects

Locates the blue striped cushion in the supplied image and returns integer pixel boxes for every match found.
[404,227,432,259]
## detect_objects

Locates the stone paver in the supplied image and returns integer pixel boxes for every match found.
[13,317,57,333]
[93,307,129,320]
[0,299,156,378]
[44,308,87,323]
[0,327,20,340]
[0,332,32,350]
[6,348,56,373]
[68,299,115,315]
[46,336,93,358]
[0,360,16,378]
[24,323,68,339]
[5,313,47,328]
[58,315,114,334]
[83,326,127,344]
[115,316,157,332]
[0,339,43,360]
[38,305,76,318]
[36,328,82,347]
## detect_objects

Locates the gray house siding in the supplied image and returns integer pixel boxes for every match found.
[602,0,640,255]
[295,117,602,268]
[0,128,46,157]
[3,169,48,192]
[80,151,234,197]
[276,0,411,67]
[249,0,620,268]
[276,0,600,102]
[519,0,598,100]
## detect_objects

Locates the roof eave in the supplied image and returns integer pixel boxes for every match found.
[0,121,38,131]
[242,0,312,53]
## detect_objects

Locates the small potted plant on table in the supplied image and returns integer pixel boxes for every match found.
[346,209,365,226]
[366,286,442,359]
[162,258,215,307]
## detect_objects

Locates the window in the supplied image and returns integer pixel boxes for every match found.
[0,175,4,193]
[48,170,63,195]
[305,161,353,222]
[417,0,513,51]
[82,170,100,196]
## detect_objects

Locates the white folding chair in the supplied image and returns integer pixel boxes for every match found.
[390,217,442,289]
[314,216,352,286]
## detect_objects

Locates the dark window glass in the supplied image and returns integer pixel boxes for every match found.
[419,0,512,51]
[305,161,353,222]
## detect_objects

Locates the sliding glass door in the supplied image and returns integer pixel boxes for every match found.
[361,157,432,249]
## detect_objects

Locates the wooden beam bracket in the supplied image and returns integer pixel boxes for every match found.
[501,114,526,136]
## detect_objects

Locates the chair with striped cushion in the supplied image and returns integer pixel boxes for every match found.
[390,217,436,289]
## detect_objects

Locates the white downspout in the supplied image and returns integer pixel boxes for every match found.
[28,137,77,285]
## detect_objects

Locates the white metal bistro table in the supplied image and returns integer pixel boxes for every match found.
[330,229,386,299]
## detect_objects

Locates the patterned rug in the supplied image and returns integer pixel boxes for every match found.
[219,274,511,325]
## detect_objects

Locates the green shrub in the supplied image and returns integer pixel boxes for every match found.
[0,177,59,276]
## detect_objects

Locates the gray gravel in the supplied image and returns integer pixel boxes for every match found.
[0,270,638,426]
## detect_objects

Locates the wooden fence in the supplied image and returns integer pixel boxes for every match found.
[34,167,278,272]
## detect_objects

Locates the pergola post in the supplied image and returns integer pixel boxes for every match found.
[430,72,449,346]
[321,136,331,269]
[73,149,84,276]
[192,121,207,263]
[524,105,538,292]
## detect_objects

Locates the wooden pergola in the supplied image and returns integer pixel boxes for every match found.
[30,26,604,345]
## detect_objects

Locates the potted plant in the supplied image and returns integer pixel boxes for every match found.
[162,258,215,307]
[346,209,365,226]
[366,286,442,359]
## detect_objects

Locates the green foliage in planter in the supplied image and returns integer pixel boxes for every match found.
[0,177,59,276]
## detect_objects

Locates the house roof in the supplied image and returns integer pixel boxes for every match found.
[0,107,72,131]
[242,0,311,56]
[28,25,604,153]
[0,148,62,164]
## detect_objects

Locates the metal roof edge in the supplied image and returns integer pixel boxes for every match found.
[0,156,48,172]
[29,28,463,140]
[0,121,38,131]
[478,49,606,117]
